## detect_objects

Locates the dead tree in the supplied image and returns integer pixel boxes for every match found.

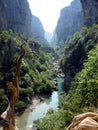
[0,45,26,130]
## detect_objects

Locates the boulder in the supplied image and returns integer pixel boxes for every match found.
[66,112,98,130]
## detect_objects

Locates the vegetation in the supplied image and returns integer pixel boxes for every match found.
[1,45,26,130]
[35,25,98,130]
[60,25,98,91]
[73,44,98,108]
[0,30,55,114]
[34,109,74,130]
[0,25,98,130]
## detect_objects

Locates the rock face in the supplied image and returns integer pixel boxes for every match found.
[80,0,98,26]
[31,15,48,44]
[0,0,32,37]
[0,0,48,44]
[66,112,98,130]
[32,15,44,38]
[55,0,83,42]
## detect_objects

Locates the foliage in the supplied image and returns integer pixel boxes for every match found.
[15,100,26,112]
[74,44,98,107]
[0,89,8,114]
[0,30,11,43]
[60,25,98,90]
[0,30,55,113]
[58,43,98,117]
[35,109,74,130]
[1,24,98,130]
[55,40,66,57]
[35,25,98,130]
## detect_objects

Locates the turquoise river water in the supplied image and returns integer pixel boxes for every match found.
[16,77,64,130]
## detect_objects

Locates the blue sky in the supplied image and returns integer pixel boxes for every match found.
[28,0,73,33]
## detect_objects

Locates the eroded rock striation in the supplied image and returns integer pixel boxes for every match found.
[80,0,98,26]
[66,112,98,130]
[0,0,48,44]
[55,0,83,42]
[0,0,32,37]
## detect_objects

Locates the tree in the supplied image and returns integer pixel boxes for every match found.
[0,45,26,130]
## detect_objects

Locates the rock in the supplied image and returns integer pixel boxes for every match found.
[53,80,57,85]
[66,112,98,130]
[15,126,19,130]
[40,97,44,102]
[55,0,83,42]
[52,85,58,91]
[0,0,32,37]
[52,83,56,88]
[31,15,48,44]
[80,0,98,26]
[0,0,48,44]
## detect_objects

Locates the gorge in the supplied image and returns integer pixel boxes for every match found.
[0,0,98,130]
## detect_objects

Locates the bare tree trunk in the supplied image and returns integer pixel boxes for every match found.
[1,45,26,130]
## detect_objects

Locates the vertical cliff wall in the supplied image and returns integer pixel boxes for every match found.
[0,0,32,37]
[80,0,98,26]
[0,0,48,44]
[55,0,83,43]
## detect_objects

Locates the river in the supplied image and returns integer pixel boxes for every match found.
[0,77,64,130]
[16,77,64,130]
[16,91,59,130]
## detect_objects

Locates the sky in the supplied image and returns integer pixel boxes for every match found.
[27,0,73,33]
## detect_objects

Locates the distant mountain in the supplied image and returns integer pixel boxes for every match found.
[45,31,58,46]
[51,31,58,46]
[45,32,52,43]
[55,0,83,43]
[31,15,48,44]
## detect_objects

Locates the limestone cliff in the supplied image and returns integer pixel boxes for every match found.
[0,0,48,44]
[55,0,83,42]
[0,0,32,37]
[80,0,98,26]
[31,15,48,44]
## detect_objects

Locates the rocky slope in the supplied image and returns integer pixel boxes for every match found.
[80,0,98,26]
[55,0,83,42]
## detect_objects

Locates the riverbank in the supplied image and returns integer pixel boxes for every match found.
[15,96,43,130]
[0,96,42,130]
[23,94,48,113]
[15,91,59,130]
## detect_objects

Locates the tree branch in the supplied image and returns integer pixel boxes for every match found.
[0,45,26,130]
